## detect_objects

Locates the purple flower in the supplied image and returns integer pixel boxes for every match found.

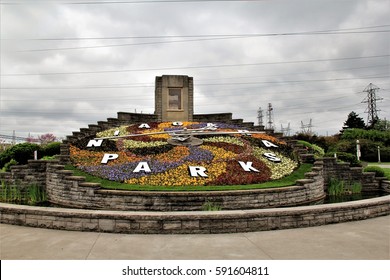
[80,160,183,182]
[184,146,214,163]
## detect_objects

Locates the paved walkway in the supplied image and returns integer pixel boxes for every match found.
[1,215,389,260]
[369,164,390,169]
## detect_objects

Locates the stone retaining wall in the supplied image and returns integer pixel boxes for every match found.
[1,160,325,211]
[382,180,390,193]
[321,157,383,192]
[1,157,388,211]
[46,180,325,211]
[1,195,388,234]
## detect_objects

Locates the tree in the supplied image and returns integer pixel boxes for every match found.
[341,112,365,132]
[373,119,390,131]
[38,133,57,145]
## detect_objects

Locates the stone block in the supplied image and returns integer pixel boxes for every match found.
[37,219,53,228]
[99,219,115,231]
[163,221,182,230]
[66,221,83,230]
[25,218,38,226]
[181,220,200,230]
[199,220,223,230]
[139,220,162,230]
[82,222,98,231]
[115,220,131,232]
[267,217,280,230]
[223,220,248,229]
[297,220,310,227]
[52,221,67,229]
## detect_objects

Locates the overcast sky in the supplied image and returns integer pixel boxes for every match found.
[1,0,389,141]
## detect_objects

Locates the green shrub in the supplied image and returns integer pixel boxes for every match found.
[329,137,390,162]
[0,181,23,203]
[297,140,325,158]
[41,142,61,157]
[201,200,222,211]
[28,184,47,205]
[41,156,56,160]
[0,181,47,205]
[328,178,344,196]
[2,159,18,172]
[0,142,62,168]
[351,181,362,194]
[327,178,362,196]
[325,152,360,166]
[0,143,40,168]
[341,128,390,146]
[333,140,355,154]
[293,133,330,151]
[363,166,385,177]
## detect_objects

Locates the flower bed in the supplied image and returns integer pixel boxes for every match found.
[70,122,298,186]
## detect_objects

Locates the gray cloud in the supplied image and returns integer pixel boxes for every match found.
[1,0,389,140]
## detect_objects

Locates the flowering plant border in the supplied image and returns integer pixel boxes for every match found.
[70,122,298,186]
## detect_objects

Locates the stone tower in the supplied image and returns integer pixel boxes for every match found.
[155,75,194,122]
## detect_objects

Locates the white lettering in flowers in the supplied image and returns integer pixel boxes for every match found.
[188,166,208,177]
[261,140,278,148]
[87,139,103,147]
[133,162,152,173]
[138,123,151,129]
[238,161,260,172]
[101,153,119,164]
[95,141,283,176]
[263,153,281,162]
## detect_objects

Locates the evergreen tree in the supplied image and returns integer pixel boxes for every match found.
[341,111,365,132]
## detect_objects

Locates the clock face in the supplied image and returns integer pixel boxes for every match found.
[69,122,298,186]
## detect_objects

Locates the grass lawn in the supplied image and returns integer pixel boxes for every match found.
[367,162,390,179]
[65,163,313,191]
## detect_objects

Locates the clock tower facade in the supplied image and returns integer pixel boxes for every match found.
[155,75,194,122]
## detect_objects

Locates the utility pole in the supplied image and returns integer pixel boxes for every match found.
[266,103,274,130]
[362,83,382,127]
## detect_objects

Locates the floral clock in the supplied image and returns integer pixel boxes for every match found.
[69,122,298,186]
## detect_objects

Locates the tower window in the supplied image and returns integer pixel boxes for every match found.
[168,88,182,110]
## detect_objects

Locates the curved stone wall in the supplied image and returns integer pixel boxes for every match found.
[44,160,325,211]
[1,195,389,234]
[2,157,387,212]
[47,182,326,211]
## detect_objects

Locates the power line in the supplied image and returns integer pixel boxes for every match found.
[0,0,271,5]
[4,24,390,41]
[9,30,390,52]
[2,74,388,89]
[0,89,362,102]
[2,54,389,76]
[196,64,390,82]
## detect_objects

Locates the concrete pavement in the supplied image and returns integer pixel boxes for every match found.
[1,215,389,260]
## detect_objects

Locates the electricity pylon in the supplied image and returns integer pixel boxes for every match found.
[362,83,382,127]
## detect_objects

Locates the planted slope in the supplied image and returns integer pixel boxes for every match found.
[70,122,298,186]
